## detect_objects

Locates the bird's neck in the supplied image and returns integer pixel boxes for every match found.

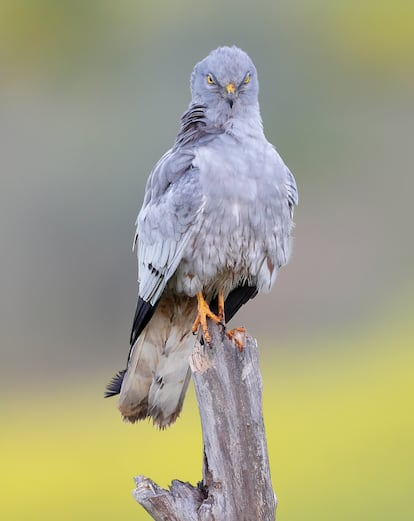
[206,103,264,137]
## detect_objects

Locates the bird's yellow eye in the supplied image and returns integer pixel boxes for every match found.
[206,74,215,85]
[244,74,251,84]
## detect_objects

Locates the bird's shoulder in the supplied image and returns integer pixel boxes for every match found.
[141,104,222,204]
[266,144,298,200]
[175,103,225,148]
[141,146,194,205]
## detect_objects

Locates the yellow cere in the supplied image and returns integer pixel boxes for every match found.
[225,82,236,94]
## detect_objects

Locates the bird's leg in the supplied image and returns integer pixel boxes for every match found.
[217,288,225,323]
[215,289,246,351]
[192,291,224,344]
[192,290,246,351]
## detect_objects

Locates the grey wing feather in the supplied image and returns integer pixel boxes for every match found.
[285,167,298,218]
[135,147,204,306]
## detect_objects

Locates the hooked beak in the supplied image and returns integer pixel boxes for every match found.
[225,83,236,108]
[225,83,236,95]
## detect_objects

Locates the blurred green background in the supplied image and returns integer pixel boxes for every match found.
[1,1,413,520]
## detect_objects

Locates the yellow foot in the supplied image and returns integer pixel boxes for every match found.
[226,327,246,352]
[192,291,224,344]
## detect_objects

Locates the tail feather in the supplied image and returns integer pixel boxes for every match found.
[148,366,192,428]
[106,284,257,427]
[104,370,126,398]
[148,350,193,428]
[117,295,197,428]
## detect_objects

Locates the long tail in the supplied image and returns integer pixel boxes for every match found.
[106,282,258,428]
[115,295,197,428]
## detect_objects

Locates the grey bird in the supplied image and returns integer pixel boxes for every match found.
[105,46,298,428]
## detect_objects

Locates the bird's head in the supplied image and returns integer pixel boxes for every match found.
[190,46,259,119]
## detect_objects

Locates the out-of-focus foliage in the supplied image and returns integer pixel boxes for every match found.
[1,1,413,520]
[1,314,413,520]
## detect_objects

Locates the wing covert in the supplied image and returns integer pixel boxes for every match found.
[135,147,204,306]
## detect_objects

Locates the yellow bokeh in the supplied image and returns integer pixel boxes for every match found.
[2,313,413,520]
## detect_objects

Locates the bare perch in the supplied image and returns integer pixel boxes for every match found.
[133,322,276,521]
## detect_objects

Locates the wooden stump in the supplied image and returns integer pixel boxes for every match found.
[133,322,276,521]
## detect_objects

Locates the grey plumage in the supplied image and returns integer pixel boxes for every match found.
[106,46,298,428]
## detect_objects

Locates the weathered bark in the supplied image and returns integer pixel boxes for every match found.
[133,477,205,521]
[133,322,276,520]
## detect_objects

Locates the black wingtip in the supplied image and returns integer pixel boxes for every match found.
[130,297,156,347]
[104,369,126,398]
[210,282,258,323]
